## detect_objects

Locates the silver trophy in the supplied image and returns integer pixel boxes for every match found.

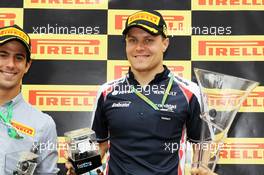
[5,151,38,175]
[192,68,259,171]
[64,128,102,174]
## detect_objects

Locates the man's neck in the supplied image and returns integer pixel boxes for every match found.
[0,88,19,106]
[132,65,164,86]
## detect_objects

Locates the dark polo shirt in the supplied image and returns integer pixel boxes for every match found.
[92,66,202,175]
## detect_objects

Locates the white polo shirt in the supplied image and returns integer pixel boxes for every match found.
[0,93,59,174]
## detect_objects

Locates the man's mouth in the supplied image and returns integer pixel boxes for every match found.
[0,70,17,77]
[135,55,150,58]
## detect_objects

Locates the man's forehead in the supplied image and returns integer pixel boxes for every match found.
[126,27,158,37]
[0,40,28,53]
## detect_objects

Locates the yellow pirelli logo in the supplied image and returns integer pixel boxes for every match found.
[241,86,264,112]
[24,0,108,9]
[0,27,30,44]
[30,34,107,60]
[108,10,191,36]
[57,137,67,163]
[192,0,264,10]
[107,60,191,81]
[202,87,263,112]
[11,120,35,137]
[192,36,264,61]
[203,88,246,111]
[22,85,99,111]
[219,138,264,164]
[0,8,23,28]
[128,11,160,25]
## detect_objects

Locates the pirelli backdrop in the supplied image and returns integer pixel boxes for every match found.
[1,0,264,174]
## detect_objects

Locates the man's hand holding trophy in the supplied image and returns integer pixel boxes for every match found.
[5,151,38,175]
[64,128,102,175]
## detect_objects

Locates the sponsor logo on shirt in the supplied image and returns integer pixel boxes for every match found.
[111,90,133,96]
[153,90,177,96]
[112,101,131,108]
[11,120,35,137]
[157,104,177,111]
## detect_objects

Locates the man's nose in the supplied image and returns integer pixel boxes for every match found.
[6,57,16,68]
[135,41,145,51]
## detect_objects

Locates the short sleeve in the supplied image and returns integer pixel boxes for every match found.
[92,93,109,143]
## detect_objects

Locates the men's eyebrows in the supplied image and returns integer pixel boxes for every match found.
[16,53,26,57]
[0,50,7,53]
[0,50,8,54]
[126,34,135,38]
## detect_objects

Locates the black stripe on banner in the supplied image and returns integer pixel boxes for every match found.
[23,9,107,34]
[108,35,191,60]
[229,113,264,138]
[46,111,93,136]
[107,35,126,60]
[108,0,191,10]
[192,11,264,35]
[216,164,264,175]
[23,60,106,85]
[192,61,264,86]
[0,0,23,7]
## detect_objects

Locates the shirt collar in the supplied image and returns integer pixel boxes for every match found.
[0,93,23,108]
[127,65,170,85]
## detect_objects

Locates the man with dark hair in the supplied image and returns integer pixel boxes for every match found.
[0,25,59,174]
[67,10,217,175]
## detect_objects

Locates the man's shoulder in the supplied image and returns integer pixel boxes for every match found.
[171,74,201,101]
[98,77,126,95]
[20,99,55,127]
[172,74,199,89]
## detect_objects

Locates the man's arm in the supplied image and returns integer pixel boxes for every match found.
[191,144,218,175]
[99,141,108,159]
[36,115,59,174]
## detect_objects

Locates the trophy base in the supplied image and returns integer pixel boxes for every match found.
[69,154,102,175]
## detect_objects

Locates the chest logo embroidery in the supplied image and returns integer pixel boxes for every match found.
[112,101,131,108]
[11,120,35,137]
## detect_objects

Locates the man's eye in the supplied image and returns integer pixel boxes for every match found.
[128,38,137,43]
[16,55,26,61]
[145,39,154,43]
[0,53,7,57]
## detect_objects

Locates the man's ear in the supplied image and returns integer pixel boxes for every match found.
[162,37,169,53]
[25,60,32,74]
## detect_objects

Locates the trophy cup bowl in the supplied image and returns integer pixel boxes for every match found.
[192,68,259,172]
[64,128,102,175]
[5,151,38,175]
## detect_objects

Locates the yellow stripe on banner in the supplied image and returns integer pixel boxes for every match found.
[192,36,264,61]
[107,60,191,81]
[22,85,99,111]
[192,0,264,11]
[30,34,107,60]
[0,8,23,28]
[201,86,264,112]
[219,138,264,164]
[58,137,67,163]
[24,0,108,9]
[240,86,264,112]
